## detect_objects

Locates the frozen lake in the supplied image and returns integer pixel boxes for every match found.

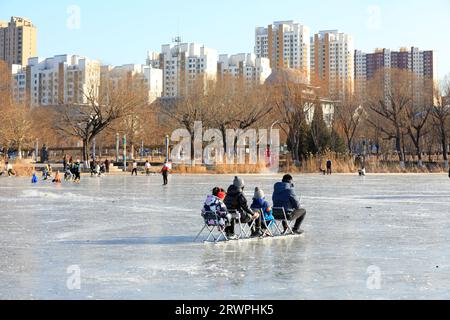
[0,173,449,300]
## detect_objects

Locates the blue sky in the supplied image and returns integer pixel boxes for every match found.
[1,0,449,78]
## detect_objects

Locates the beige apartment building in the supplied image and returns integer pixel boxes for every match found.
[311,30,354,100]
[0,16,37,66]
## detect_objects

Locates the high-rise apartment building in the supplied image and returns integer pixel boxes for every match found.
[255,20,310,80]
[355,47,435,104]
[217,53,272,86]
[11,54,100,108]
[311,30,354,99]
[101,64,163,104]
[147,43,218,98]
[0,17,37,66]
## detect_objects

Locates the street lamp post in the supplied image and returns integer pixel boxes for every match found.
[123,135,127,172]
[165,135,170,162]
[115,133,120,163]
[268,120,280,166]
[35,139,39,163]
[92,138,96,162]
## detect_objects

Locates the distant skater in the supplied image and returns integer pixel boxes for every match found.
[73,160,81,183]
[145,160,152,176]
[105,159,110,174]
[131,161,138,176]
[161,162,171,185]
[326,160,332,175]
[5,162,15,177]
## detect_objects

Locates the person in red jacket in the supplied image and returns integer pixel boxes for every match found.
[161,162,171,185]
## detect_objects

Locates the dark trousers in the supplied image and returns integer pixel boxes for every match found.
[132,168,138,176]
[162,172,168,185]
[327,168,332,175]
[282,208,306,231]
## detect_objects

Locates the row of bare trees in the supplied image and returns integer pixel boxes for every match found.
[335,69,450,167]
[0,64,161,163]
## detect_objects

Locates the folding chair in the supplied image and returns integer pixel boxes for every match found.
[272,207,296,236]
[195,211,229,243]
[259,209,280,237]
[227,210,256,239]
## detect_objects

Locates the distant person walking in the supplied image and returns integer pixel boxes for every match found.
[145,160,152,176]
[326,160,332,175]
[161,162,171,185]
[73,160,81,182]
[5,162,15,177]
[105,159,110,174]
[132,161,138,176]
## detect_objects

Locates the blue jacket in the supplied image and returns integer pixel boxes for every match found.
[272,182,301,212]
[251,198,274,222]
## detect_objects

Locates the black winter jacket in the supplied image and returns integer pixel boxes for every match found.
[224,185,254,215]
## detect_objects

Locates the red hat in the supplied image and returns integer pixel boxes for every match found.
[217,191,226,200]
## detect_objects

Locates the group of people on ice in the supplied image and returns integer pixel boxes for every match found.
[202,174,306,239]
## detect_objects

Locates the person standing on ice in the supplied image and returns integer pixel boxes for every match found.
[131,161,138,176]
[326,160,332,175]
[272,174,306,235]
[224,177,260,239]
[161,162,171,185]
[73,160,81,182]
[104,159,110,174]
[145,160,152,176]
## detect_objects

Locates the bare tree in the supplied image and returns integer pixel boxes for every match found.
[404,87,433,166]
[432,77,450,168]
[55,86,145,163]
[335,94,366,154]
[0,102,34,159]
[366,68,413,166]
[271,77,314,164]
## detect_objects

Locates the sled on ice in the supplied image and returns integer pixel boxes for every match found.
[194,208,304,244]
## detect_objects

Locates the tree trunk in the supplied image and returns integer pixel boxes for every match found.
[347,139,352,155]
[18,143,22,160]
[82,139,89,164]
[442,130,448,162]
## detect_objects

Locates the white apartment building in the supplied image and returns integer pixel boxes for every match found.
[12,54,101,108]
[255,20,310,81]
[217,53,272,86]
[147,43,218,98]
[101,64,163,104]
[11,64,26,104]
[311,30,354,100]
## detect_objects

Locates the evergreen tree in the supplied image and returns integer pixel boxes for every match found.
[310,100,331,154]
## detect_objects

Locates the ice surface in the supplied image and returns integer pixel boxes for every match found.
[0,173,450,300]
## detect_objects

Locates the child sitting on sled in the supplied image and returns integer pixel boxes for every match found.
[201,187,231,231]
[251,187,275,232]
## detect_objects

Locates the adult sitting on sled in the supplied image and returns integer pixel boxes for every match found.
[224,176,260,239]
[272,174,306,235]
